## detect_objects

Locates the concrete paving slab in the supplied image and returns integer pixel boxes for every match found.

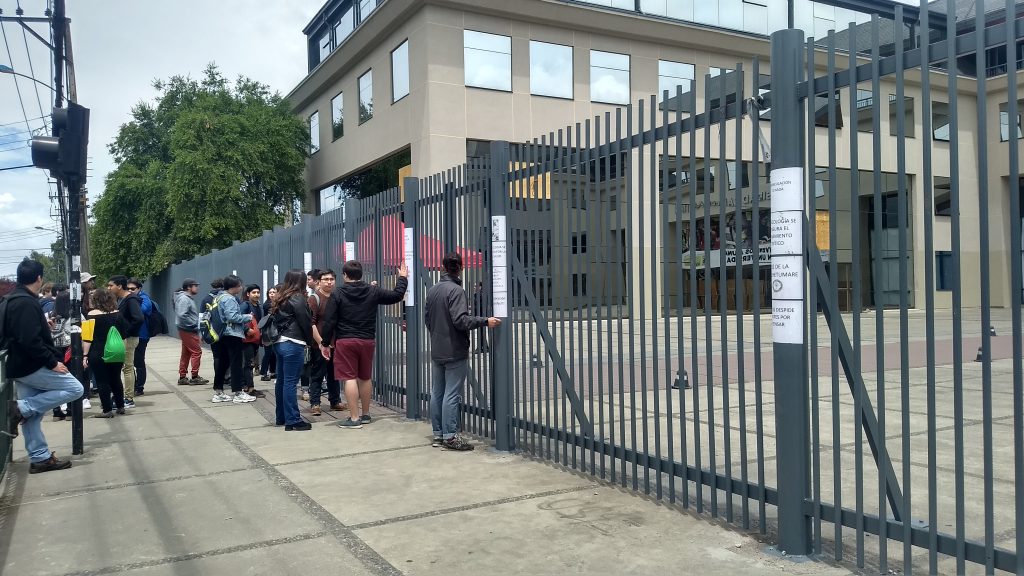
[200,402,282,430]
[278,442,596,526]
[234,416,437,465]
[10,431,252,501]
[118,535,377,576]
[356,486,856,576]
[0,469,322,576]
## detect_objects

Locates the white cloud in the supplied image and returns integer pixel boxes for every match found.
[0,0,322,277]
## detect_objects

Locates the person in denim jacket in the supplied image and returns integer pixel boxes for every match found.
[210,275,255,404]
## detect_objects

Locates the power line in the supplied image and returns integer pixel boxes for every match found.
[20,15,49,130]
[0,20,33,138]
[0,114,48,128]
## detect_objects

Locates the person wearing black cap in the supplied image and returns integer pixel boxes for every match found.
[174,278,206,385]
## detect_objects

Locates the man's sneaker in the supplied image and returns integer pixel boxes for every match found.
[360,414,372,423]
[310,405,322,416]
[432,437,443,448]
[29,453,72,474]
[233,391,256,404]
[211,392,233,403]
[121,399,134,409]
[177,377,190,386]
[191,376,209,385]
[260,374,272,382]
[329,403,348,411]
[83,398,93,409]
[7,400,23,438]
[301,390,310,401]
[245,389,266,398]
[442,436,475,451]
[337,418,363,430]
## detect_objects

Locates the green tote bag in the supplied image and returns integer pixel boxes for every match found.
[102,326,126,363]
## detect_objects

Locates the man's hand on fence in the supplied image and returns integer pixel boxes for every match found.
[397,262,408,278]
[487,317,501,328]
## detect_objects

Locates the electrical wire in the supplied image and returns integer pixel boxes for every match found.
[0,115,48,128]
[19,12,48,131]
[0,20,33,138]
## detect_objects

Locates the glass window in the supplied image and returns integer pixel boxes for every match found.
[855,88,878,133]
[464,31,512,92]
[1000,101,1024,142]
[694,0,719,25]
[359,70,373,123]
[576,0,635,8]
[658,60,694,101]
[392,40,410,102]
[334,7,354,46]
[934,177,951,217]
[640,0,694,20]
[530,41,573,99]
[932,101,951,141]
[359,0,377,22]
[320,186,343,214]
[309,111,320,153]
[331,92,344,140]
[888,94,915,137]
[318,33,331,63]
[590,50,630,105]
[742,0,768,35]
[936,251,953,291]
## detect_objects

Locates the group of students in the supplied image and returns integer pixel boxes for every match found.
[172,252,499,450]
[1,260,160,473]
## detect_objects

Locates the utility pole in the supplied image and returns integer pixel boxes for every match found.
[51,0,86,456]
[64,21,90,273]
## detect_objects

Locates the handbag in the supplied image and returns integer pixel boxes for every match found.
[258,313,279,346]
[102,326,126,363]
[243,318,261,344]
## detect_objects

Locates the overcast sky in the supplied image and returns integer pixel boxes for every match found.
[0,0,320,278]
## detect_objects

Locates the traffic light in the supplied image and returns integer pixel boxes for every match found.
[31,102,90,185]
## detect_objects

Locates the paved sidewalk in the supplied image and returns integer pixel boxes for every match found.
[0,336,854,576]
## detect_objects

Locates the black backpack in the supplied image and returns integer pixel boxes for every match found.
[147,302,169,336]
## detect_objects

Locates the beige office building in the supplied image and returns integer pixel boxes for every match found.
[287,0,1024,310]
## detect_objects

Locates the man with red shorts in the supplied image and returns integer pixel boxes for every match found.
[319,260,407,429]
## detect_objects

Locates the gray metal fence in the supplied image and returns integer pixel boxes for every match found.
[151,3,1023,571]
[0,351,13,483]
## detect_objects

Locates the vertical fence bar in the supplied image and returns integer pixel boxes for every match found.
[769,27,812,556]
[974,0,995,570]
[691,84,704,512]
[637,98,651,495]
[917,2,938,572]
[572,121,583,473]
[613,111,628,488]
[1008,0,1024,570]
[404,177,421,420]
[846,21,866,568]
[870,16,889,572]
[669,89,684,507]
[806,35,822,556]
[734,63,749,530]
[489,140,513,452]
[648,94,663,500]
[701,73,715,516]
[595,114,607,481]
[751,57,766,534]
[584,118,598,478]
[717,69,733,524]
[826,31,843,563]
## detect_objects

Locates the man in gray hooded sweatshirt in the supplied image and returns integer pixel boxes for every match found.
[424,252,500,451]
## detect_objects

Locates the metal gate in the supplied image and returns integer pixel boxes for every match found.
[149,2,1022,570]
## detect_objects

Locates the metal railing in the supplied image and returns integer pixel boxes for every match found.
[150,2,1022,572]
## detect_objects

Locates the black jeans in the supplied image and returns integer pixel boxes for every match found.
[309,350,341,406]
[242,343,258,389]
[260,344,276,376]
[92,360,125,413]
[213,336,244,393]
[134,338,150,394]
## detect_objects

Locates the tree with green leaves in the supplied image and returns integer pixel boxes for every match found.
[92,65,309,279]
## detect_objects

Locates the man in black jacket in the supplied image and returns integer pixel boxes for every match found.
[1,259,83,473]
[320,260,407,429]
[108,275,145,408]
[424,253,500,451]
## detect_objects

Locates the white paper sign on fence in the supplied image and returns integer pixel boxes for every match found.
[303,252,312,273]
[404,227,415,307]
[491,215,508,317]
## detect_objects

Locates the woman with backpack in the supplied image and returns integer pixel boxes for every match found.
[81,288,127,418]
[270,270,313,431]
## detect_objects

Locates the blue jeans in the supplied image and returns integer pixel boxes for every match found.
[430,359,468,440]
[14,367,84,463]
[274,341,305,426]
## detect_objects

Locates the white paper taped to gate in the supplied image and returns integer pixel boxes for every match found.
[345,241,356,262]
[772,300,804,344]
[491,215,508,317]
[303,252,312,273]
[404,227,415,306]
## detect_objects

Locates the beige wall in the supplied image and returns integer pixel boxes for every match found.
[290,0,1022,308]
